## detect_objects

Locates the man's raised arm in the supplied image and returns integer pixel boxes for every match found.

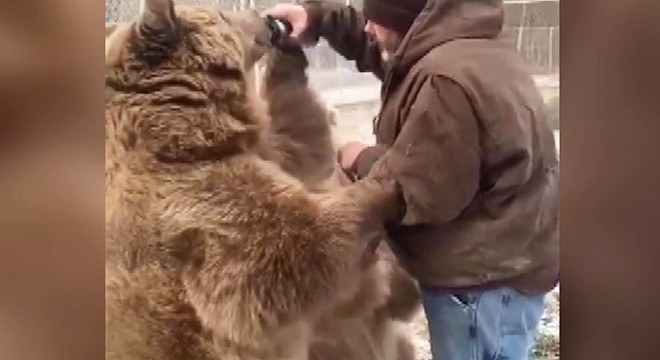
[265,1,385,79]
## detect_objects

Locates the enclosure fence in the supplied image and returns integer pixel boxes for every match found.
[106,0,559,76]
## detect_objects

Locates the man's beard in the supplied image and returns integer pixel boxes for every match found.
[377,35,403,65]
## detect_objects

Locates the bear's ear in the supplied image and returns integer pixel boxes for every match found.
[139,0,177,33]
[135,0,178,63]
[105,24,118,38]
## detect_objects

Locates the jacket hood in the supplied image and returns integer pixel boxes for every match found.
[390,0,504,75]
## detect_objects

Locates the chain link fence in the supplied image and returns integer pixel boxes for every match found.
[105,0,372,91]
[106,0,558,84]
[106,0,291,23]
[502,0,559,75]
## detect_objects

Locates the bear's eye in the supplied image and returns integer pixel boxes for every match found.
[208,63,243,81]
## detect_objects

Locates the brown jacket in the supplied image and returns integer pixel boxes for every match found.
[303,0,559,294]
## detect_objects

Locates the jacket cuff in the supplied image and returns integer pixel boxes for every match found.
[301,1,325,44]
[353,145,388,179]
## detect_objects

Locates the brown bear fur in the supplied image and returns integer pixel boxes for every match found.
[257,44,336,191]
[105,1,418,360]
[258,43,422,360]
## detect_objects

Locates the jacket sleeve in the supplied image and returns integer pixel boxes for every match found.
[302,1,385,79]
[353,144,387,179]
[367,75,481,226]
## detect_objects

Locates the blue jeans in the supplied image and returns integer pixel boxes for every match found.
[422,287,545,360]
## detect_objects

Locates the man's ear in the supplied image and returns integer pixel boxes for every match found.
[135,0,178,63]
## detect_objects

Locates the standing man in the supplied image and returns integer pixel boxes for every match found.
[265,1,559,359]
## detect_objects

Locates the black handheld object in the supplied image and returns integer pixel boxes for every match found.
[264,15,293,46]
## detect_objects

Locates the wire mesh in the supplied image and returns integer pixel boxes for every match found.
[105,0,558,77]
[106,0,304,24]
[502,0,560,74]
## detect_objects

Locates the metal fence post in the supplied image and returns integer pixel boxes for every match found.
[516,3,526,52]
[548,26,554,73]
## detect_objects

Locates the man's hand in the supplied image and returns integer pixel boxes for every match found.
[338,141,368,174]
[262,3,309,40]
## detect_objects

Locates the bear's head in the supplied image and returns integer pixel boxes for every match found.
[105,0,274,163]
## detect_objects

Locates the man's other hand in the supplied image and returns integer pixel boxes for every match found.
[338,141,368,174]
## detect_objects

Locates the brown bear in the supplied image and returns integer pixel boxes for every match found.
[105,1,418,360]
